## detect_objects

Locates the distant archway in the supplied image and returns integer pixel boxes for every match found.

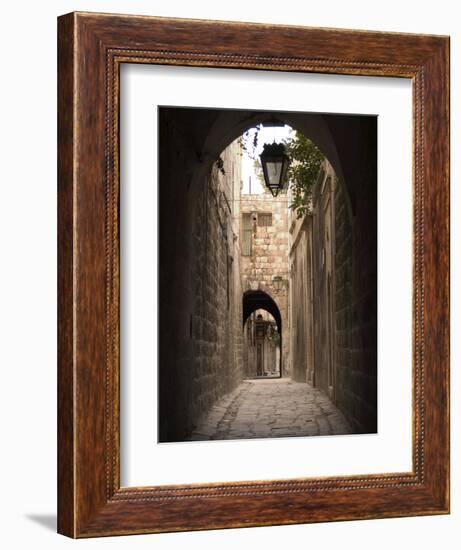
[243,290,281,331]
[243,290,283,376]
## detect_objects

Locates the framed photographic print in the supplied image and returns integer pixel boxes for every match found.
[57,12,450,538]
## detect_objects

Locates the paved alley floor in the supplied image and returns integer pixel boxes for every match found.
[188,378,352,441]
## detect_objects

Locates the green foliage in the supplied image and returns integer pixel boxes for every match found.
[283,132,324,218]
[238,125,324,206]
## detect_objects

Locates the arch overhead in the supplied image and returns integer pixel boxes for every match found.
[189,108,349,208]
[161,105,376,219]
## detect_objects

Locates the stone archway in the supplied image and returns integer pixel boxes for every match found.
[243,290,282,332]
[243,290,283,377]
[168,107,357,228]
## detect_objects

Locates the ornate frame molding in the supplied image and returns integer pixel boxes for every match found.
[58,12,449,537]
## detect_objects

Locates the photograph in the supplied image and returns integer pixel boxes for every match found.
[52,8,450,539]
[158,106,378,443]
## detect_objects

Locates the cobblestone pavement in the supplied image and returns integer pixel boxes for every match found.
[188,378,352,441]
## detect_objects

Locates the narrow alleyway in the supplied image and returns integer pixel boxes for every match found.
[188,379,352,441]
[159,109,378,442]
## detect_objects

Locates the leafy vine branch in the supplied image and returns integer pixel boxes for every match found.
[283,132,324,218]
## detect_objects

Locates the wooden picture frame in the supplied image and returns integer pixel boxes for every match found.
[57,12,450,538]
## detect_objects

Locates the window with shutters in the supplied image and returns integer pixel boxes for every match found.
[258,213,272,227]
[241,213,252,256]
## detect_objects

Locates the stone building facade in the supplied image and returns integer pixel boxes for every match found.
[289,204,314,385]
[158,123,244,441]
[240,192,291,377]
[191,140,245,416]
[289,157,377,433]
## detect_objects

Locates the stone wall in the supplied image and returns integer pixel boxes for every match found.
[191,143,244,419]
[333,137,378,434]
[289,214,314,383]
[311,167,336,399]
[289,156,377,434]
[240,193,290,376]
[158,118,244,441]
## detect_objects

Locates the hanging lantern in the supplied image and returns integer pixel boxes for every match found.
[260,142,290,197]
